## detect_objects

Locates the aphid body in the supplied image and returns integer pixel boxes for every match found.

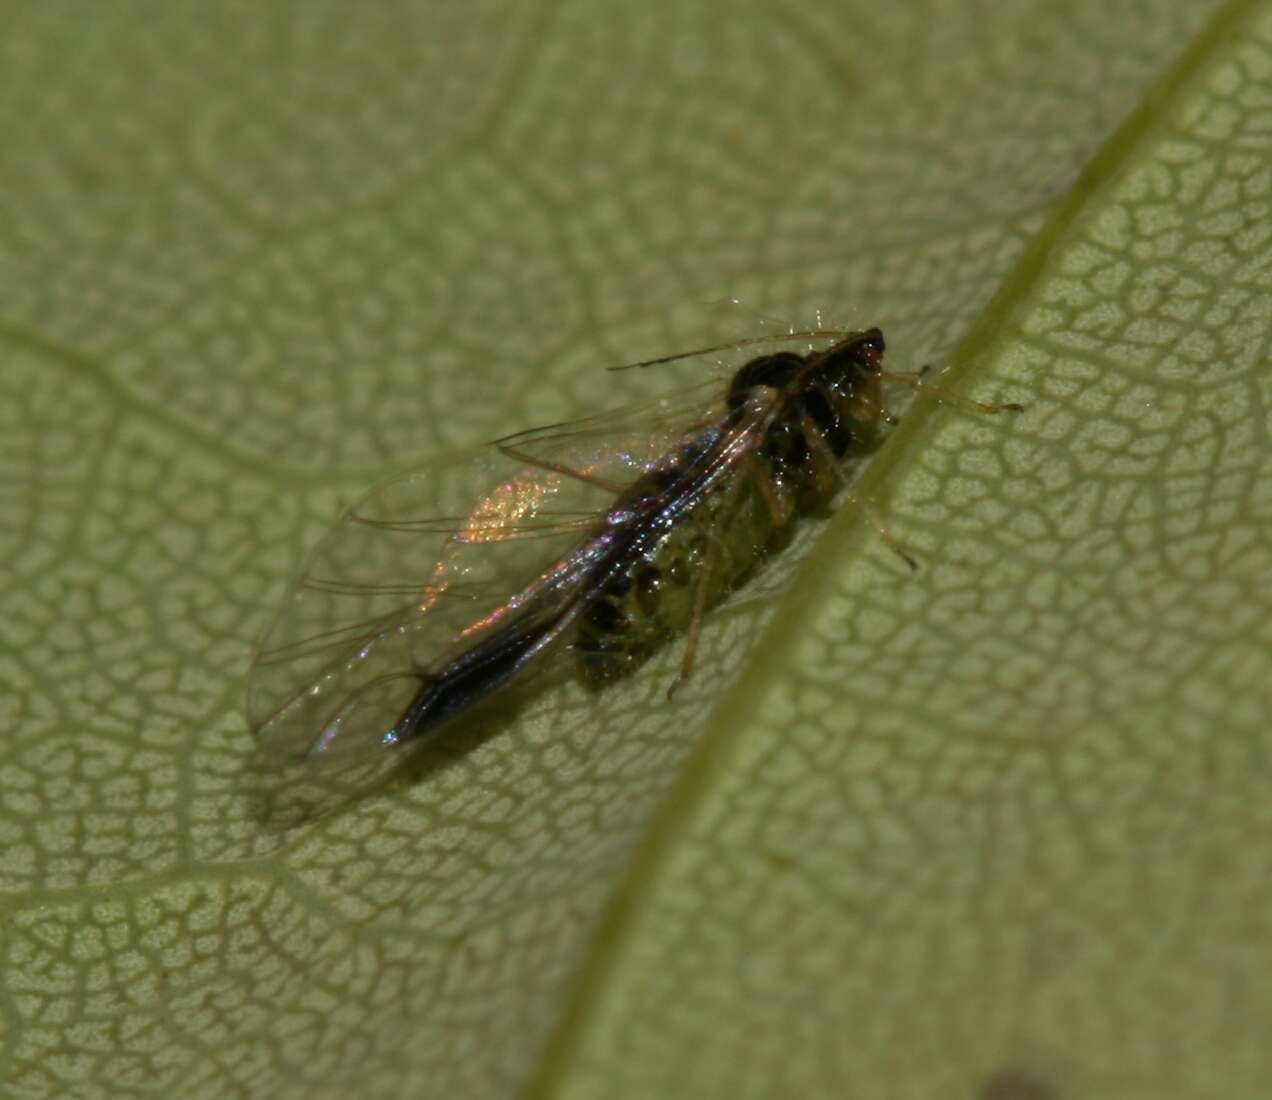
[249,326,979,763]
[390,330,886,739]
[575,330,885,682]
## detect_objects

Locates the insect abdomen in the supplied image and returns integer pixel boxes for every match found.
[575,471,785,684]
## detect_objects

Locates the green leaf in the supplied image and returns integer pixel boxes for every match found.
[2,2,1268,1098]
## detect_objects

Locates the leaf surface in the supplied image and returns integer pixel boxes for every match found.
[1,2,1267,1098]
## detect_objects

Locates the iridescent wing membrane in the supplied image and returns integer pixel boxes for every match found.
[247,377,729,762]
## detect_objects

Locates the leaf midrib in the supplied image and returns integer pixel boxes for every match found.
[518,0,1258,1094]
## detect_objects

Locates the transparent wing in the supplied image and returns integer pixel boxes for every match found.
[247,380,730,764]
[492,375,726,487]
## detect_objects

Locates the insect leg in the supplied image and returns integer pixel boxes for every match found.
[744,454,796,526]
[665,475,753,699]
[667,534,722,700]
[879,371,1025,415]
[800,416,918,572]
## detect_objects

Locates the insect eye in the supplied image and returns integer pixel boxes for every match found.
[856,329,885,371]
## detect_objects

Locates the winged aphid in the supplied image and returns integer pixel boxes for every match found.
[247,328,1020,762]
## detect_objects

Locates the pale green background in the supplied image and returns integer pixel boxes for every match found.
[1,1,1270,1098]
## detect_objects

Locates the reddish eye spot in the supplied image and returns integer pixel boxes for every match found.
[855,327,885,373]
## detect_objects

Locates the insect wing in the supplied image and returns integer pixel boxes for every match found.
[492,377,726,488]
[248,450,594,761]
[247,385,729,763]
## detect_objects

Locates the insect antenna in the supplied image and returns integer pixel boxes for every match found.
[607,329,862,372]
